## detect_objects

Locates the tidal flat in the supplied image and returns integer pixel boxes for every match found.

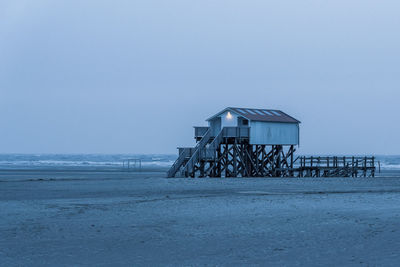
[1,170,400,266]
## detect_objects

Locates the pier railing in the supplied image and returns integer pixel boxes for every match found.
[295,156,375,177]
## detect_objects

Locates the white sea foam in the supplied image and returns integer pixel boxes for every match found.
[0,154,177,170]
[379,163,400,170]
[0,154,399,170]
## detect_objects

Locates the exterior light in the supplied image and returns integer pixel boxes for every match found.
[226,112,233,120]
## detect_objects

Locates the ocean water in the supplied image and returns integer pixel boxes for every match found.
[376,155,400,170]
[0,154,398,171]
[0,154,177,171]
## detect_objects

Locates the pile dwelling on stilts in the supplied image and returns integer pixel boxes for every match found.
[167,107,375,178]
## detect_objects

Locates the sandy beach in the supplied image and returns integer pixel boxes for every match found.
[1,170,400,266]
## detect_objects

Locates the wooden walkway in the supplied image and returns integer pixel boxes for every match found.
[294,156,375,177]
[168,126,376,178]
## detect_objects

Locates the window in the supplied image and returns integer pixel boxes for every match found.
[242,119,249,126]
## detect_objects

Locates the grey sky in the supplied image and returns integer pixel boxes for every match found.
[1,0,399,154]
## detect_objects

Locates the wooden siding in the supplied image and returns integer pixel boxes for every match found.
[249,121,299,145]
[221,111,238,127]
[209,117,221,136]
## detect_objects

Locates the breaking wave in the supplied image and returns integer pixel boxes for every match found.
[0,154,399,171]
[0,154,176,170]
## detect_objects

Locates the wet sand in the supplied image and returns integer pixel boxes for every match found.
[1,170,400,266]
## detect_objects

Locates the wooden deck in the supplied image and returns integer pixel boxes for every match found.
[294,156,375,177]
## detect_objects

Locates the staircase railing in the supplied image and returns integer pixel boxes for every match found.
[201,128,224,160]
[167,148,191,178]
[181,129,212,176]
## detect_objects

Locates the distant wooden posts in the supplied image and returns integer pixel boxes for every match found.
[122,159,142,172]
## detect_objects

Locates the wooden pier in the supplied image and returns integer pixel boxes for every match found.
[167,127,376,178]
[295,156,375,178]
[168,107,376,178]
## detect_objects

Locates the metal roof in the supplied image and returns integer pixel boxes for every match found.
[207,107,300,123]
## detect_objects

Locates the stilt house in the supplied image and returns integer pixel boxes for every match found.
[167,107,300,178]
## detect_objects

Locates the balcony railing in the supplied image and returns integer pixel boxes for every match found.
[223,127,250,138]
[194,126,249,139]
[194,127,210,139]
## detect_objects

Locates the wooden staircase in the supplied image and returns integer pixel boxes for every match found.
[167,129,213,178]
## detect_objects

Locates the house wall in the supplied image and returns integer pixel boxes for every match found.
[209,118,221,136]
[237,117,249,127]
[249,121,299,145]
[221,111,238,127]
[208,111,239,136]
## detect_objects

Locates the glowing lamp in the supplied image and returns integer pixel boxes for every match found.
[226,112,233,120]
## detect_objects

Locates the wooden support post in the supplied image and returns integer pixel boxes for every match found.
[256,145,259,176]
[290,145,294,177]
[364,157,367,177]
[217,144,222,177]
[277,145,281,177]
[371,157,375,177]
[356,158,359,177]
[247,144,253,177]
[225,143,229,177]
[233,143,237,177]
[272,145,276,177]
[199,161,205,178]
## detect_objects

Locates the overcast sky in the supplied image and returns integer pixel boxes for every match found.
[1,0,399,155]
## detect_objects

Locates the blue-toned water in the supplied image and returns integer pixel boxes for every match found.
[0,154,398,171]
[0,154,177,170]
